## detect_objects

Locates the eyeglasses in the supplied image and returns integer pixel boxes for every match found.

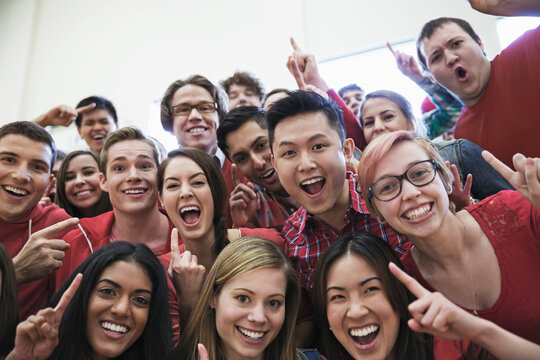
[172,102,217,118]
[368,159,440,202]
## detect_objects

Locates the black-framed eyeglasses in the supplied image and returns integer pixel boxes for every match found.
[368,159,440,202]
[172,102,217,118]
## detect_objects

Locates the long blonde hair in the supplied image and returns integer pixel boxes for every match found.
[176,236,300,360]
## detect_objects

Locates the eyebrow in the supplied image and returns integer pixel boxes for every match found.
[172,101,213,107]
[326,276,381,292]
[277,133,328,148]
[110,154,153,163]
[233,288,285,298]
[97,279,152,295]
[164,171,205,182]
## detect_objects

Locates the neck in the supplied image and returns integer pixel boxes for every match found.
[113,205,168,246]
[182,228,217,271]
[316,181,351,231]
[461,59,491,107]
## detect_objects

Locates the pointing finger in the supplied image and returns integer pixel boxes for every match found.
[54,273,82,324]
[386,41,396,57]
[389,262,430,298]
[31,218,79,241]
[290,37,302,52]
[76,103,96,115]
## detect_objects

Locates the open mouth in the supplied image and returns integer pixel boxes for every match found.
[123,189,146,195]
[3,185,29,197]
[101,321,130,335]
[403,203,432,220]
[188,127,207,134]
[455,66,468,81]
[260,168,275,180]
[300,177,325,195]
[350,324,379,346]
[237,326,266,341]
[92,134,106,141]
[180,205,201,224]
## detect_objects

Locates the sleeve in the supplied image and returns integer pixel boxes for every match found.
[417,77,463,138]
[239,227,286,251]
[327,89,367,150]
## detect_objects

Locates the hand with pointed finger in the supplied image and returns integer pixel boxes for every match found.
[446,161,473,211]
[482,151,540,211]
[7,274,82,360]
[12,218,79,285]
[229,164,258,227]
[387,42,426,84]
[34,103,96,128]
[197,343,209,360]
[168,228,206,308]
[288,37,330,91]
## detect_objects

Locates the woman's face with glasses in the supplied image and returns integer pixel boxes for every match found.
[370,141,451,239]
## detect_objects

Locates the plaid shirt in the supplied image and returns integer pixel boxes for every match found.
[249,185,299,231]
[282,175,407,291]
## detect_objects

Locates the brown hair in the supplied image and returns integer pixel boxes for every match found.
[0,243,18,356]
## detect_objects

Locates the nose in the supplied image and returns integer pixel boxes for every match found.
[401,178,421,200]
[126,165,141,182]
[298,151,316,173]
[187,107,203,121]
[12,164,30,182]
[372,118,387,135]
[445,50,459,66]
[247,303,267,324]
[111,295,130,317]
[74,173,86,186]
[346,300,369,319]
[251,153,266,170]
[179,183,193,200]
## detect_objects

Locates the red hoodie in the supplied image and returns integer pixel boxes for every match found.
[0,204,70,320]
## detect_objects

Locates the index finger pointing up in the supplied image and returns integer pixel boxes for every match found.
[54,273,82,324]
[290,37,302,51]
[389,262,430,299]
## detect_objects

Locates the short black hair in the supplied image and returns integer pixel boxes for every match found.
[0,121,57,169]
[417,17,481,70]
[217,106,267,160]
[266,90,345,152]
[75,96,118,128]
[338,84,364,98]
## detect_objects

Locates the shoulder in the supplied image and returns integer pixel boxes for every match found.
[297,348,326,360]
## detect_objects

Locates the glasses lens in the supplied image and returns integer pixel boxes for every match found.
[373,177,400,201]
[197,103,216,113]
[173,105,190,117]
[407,161,436,186]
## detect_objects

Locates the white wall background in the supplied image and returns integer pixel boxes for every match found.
[0,0,503,151]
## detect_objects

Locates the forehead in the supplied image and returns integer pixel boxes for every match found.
[229,83,253,93]
[172,84,214,105]
[81,108,113,122]
[362,97,401,114]
[0,134,53,164]
[328,254,376,284]
[273,112,340,145]
[221,267,287,294]
[99,260,152,288]
[342,89,363,98]
[421,22,473,54]
[67,154,98,169]
[165,156,204,177]
[373,141,430,178]
[107,140,155,163]
[227,121,266,147]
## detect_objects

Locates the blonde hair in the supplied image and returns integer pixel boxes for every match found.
[176,237,300,360]
[357,131,453,221]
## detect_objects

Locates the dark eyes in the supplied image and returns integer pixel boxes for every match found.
[268,299,282,308]
[237,295,249,303]
[383,114,395,121]
[282,150,295,157]
[365,286,380,294]
[363,119,374,127]
[313,143,326,151]
[133,296,150,305]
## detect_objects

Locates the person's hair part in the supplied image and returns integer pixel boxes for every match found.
[177,237,300,360]
[221,71,265,101]
[48,241,172,360]
[416,17,481,71]
[312,234,431,360]
[100,126,160,176]
[0,244,19,356]
[266,90,345,152]
[54,150,112,217]
[0,121,57,169]
[357,131,452,220]
[338,83,364,98]
[158,147,228,255]
[217,106,267,160]
[160,75,228,133]
[360,90,427,138]
[75,96,118,128]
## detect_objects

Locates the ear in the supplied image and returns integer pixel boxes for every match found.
[342,138,355,162]
[270,153,277,170]
[77,126,83,137]
[99,172,108,192]
[477,38,486,52]
[209,296,216,309]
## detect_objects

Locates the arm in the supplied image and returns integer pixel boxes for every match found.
[390,263,540,360]
[467,0,540,16]
[33,103,95,128]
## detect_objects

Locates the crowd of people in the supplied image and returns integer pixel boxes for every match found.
[1,1,539,359]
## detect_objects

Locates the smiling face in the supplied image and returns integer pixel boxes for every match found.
[226,121,283,194]
[326,254,399,360]
[77,109,117,154]
[64,154,103,211]
[86,260,152,359]
[341,89,364,117]
[228,84,262,109]
[420,22,491,107]
[361,98,414,144]
[170,84,220,155]
[271,112,353,222]
[212,267,286,360]
[100,140,159,216]
[160,156,215,243]
[370,141,450,239]
[0,134,53,222]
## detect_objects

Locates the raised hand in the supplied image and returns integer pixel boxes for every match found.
[446,161,474,211]
[229,164,258,228]
[34,103,96,127]
[168,228,206,308]
[13,218,79,285]
[7,273,82,360]
[287,37,330,92]
[467,0,540,16]
[197,343,209,360]
[387,42,426,83]
[482,151,540,211]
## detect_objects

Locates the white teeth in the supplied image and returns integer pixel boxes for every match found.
[350,325,379,337]
[188,127,206,133]
[75,190,91,197]
[404,204,431,220]
[181,206,200,213]
[101,321,128,334]
[93,135,104,140]
[301,177,323,186]
[238,327,264,339]
[4,185,28,196]
[124,189,145,194]
[261,169,274,179]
